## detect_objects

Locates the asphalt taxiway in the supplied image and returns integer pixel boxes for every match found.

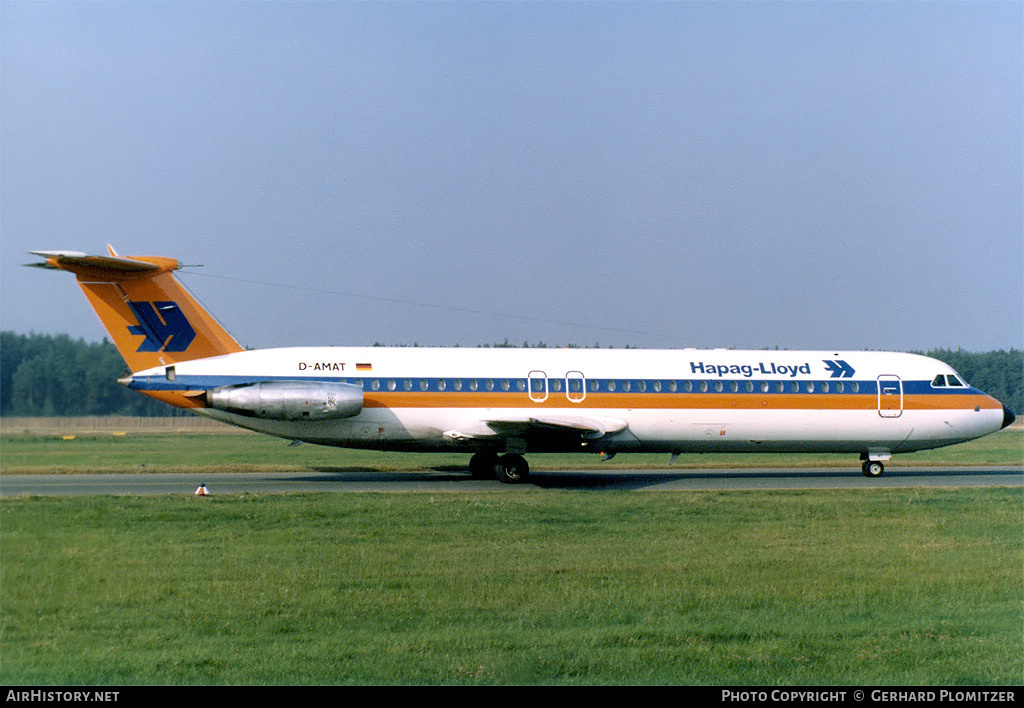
[1,466,1020,496]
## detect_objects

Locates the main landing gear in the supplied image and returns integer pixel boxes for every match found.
[469,452,530,484]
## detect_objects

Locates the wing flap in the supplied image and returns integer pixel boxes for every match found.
[443,414,627,443]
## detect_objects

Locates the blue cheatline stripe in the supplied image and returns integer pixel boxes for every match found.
[129,374,988,398]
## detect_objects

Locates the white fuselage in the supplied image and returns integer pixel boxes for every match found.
[129,347,1008,459]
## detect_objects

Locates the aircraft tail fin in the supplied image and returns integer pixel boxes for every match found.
[29,247,243,371]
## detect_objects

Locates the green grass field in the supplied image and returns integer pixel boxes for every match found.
[1,429,1021,685]
[1,428,1021,475]
[2,489,1021,685]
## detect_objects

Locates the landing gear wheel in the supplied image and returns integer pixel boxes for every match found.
[469,452,500,480]
[496,454,530,484]
[862,460,885,478]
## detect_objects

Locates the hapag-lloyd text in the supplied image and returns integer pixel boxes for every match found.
[691,361,812,379]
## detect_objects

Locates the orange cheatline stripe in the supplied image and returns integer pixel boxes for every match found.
[140,390,207,408]
[360,392,1000,412]
[139,387,1000,414]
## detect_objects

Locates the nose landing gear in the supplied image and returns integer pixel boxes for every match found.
[861,460,885,477]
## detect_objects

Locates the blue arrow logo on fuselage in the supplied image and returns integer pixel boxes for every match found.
[823,360,855,378]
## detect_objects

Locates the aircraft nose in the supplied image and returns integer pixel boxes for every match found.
[1002,405,1016,430]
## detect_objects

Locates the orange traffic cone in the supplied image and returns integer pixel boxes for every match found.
[195,483,209,496]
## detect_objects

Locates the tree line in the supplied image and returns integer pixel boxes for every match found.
[1,331,1021,417]
[0,332,182,417]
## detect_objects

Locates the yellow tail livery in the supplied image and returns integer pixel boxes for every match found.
[29,246,242,371]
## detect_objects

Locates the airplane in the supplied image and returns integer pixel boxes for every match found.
[28,246,1016,483]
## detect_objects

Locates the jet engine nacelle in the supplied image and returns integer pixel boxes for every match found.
[205,381,363,421]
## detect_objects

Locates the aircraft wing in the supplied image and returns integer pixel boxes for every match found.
[443,414,627,443]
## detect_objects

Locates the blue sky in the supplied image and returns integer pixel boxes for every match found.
[2,1,1021,352]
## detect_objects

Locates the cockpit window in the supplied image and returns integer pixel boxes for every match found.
[932,375,946,387]
[932,374,966,388]
[946,375,964,387]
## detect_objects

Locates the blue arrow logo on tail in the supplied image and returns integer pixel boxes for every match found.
[127,301,196,352]
[823,360,855,378]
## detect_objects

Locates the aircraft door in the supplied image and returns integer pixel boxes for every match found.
[877,375,903,418]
